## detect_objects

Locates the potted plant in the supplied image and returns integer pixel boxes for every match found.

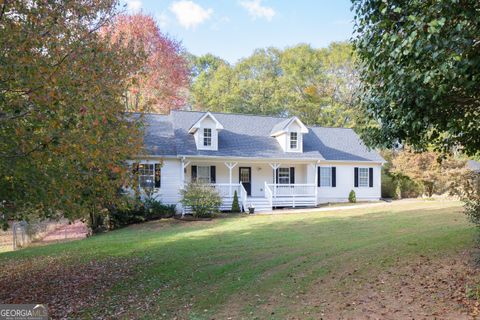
[248,204,255,214]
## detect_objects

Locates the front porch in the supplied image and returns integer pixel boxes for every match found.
[181,159,318,212]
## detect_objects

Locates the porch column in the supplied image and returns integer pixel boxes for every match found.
[181,158,190,186]
[313,161,319,201]
[224,162,238,197]
[269,162,281,198]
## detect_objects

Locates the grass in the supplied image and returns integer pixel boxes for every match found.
[0,200,474,319]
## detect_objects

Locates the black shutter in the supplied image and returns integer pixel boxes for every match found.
[369,167,373,187]
[290,167,295,184]
[331,167,336,187]
[155,164,161,188]
[317,167,321,187]
[354,167,359,187]
[192,165,197,182]
[275,168,278,184]
[210,166,216,183]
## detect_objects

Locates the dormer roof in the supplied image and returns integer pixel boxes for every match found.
[269,116,309,137]
[188,112,224,134]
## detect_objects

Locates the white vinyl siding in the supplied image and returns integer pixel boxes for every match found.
[317,163,381,204]
[130,159,182,212]
[193,117,219,151]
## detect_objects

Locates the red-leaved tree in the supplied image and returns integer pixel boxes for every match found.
[103,14,189,113]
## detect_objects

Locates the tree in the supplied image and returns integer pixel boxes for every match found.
[391,149,466,197]
[352,0,480,155]
[103,14,189,113]
[348,190,356,203]
[280,42,359,127]
[189,43,360,127]
[188,53,234,112]
[231,190,240,213]
[0,0,143,228]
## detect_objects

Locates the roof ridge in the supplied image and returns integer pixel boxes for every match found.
[171,110,353,130]
[171,109,289,120]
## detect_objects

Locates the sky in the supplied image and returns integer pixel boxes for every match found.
[122,0,354,63]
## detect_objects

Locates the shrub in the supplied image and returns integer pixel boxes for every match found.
[144,196,176,220]
[452,171,480,226]
[400,178,423,198]
[106,195,176,230]
[180,183,222,218]
[231,190,241,213]
[348,190,356,203]
[381,172,395,198]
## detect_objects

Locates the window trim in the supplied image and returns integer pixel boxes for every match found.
[319,166,332,187]
[203,128,212,147]
[289,132,298,149]
[136,162,161,189]
[358,167,369,187]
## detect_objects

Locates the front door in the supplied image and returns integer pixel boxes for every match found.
[239,167,252,196]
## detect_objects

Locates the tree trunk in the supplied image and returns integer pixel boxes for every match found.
[424,181,434,197]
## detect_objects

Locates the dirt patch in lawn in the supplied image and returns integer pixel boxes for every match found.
[297,250,480,319]
[214,250,480,319]
[0,255,144,319]
[127,217,218,231]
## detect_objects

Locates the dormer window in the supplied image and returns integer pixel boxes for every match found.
[290,132,298,149]
[203,128,212,146]
[270,116,308,153]
[188,112,224,151]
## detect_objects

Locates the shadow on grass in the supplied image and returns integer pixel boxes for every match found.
[0,202,473,319]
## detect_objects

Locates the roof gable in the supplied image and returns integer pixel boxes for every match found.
[270,116,308,136]
[187,112,224,134]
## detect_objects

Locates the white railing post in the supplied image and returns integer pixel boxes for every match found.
[264,182,273,208]
[239,182,247,212]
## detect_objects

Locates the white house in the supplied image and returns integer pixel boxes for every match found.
[134,110,385,212]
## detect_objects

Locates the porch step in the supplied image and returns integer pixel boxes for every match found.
[245,197,272,213]
[272,196,316,208]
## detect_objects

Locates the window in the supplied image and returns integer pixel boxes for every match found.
[290,132,298,149]
[320,167,331,187]
[278,167,291,184]
[203,128,212,146]
[138,163,160,189]
[240,168,250,183]
[197,166,211,183]
[359,168,369,187]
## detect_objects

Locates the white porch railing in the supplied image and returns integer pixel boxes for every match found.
[207,183,241,198]
[207,183,247,212]
[267,183,316,208]
[267,183,316,196]
[239,183,248,212]
[264,182,273,208]
[204,183,315,210]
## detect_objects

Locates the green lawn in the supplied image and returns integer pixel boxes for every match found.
[0,200,474,319]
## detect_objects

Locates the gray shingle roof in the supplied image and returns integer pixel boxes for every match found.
[142,110,384,162]
[269,118,292,135]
